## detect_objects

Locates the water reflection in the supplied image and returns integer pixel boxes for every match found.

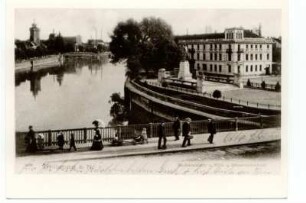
[15,57,126,131]
[15,58,106,98]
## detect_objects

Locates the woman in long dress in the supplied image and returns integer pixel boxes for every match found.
[91,126,103,150]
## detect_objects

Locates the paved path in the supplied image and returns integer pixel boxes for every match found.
[16,128,280,165]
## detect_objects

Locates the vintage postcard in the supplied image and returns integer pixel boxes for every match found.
[5,0,287,199]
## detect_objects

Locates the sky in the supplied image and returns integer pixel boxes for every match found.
[15,9,282,42]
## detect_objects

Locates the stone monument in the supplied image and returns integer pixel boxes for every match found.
[196,71,205,93]
[234,66,244,89]
[177,46,192,80]
[158,68,166,83]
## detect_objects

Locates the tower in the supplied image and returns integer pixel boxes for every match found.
[29,21,40,45]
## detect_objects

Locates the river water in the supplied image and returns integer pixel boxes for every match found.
[15,58,127,132]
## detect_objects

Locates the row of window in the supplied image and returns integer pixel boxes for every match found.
[188,43,270,50]
[245,53,270,61]
[194,53,270,61]
[197,63,266,73]
[245,65,263,72]
[198,64,232,73]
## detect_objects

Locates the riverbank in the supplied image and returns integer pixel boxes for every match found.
[15,54,63,74]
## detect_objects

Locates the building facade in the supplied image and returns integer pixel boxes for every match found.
[176,27,274,77]
[29,22,40,45]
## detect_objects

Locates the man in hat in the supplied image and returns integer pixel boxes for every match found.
[182,118,192,147]
[25,125,37,153]
[207,119,216,144]
[172,116,181,141]
[158,121,167,149]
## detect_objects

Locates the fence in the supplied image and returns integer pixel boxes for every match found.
[16,114,280,153]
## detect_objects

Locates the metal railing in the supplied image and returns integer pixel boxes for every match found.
[145,80,281,110]
[16,115,280,152]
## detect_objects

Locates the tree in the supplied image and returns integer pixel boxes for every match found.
[275,82,281,92]
[261,81,266,89]
[109,17,182,78]
[212,90,222,99]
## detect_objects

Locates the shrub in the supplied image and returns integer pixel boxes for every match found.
[261,81,266,89]
[161,81,168,88]
[247,79,251,87]
[275,82,281,92]
[212,90,222,99]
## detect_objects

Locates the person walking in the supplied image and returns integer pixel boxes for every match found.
[157,121,167,149]
[69,133,77,151]
[25,125,37,153]
[172,117,181,141]
[207,119,216,144]
[57,131,65,150]
[181,118,192,147]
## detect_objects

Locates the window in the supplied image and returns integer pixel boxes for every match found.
[260,65,262,71]
[210,53,213,61]
[260,45,262,48]
[210,44,212,49]
[214,65,217,72]
[197,53,200,60]
[210,64,213,71]
[215,44,217,49]
[203,64,207,71]
[267,54,270,60]
[219,44,222,50]
[255,45,257,49]
[255,54,258,60]
[255,65,257,71]
[246,44,248,49]
[260,54,262,60]
[219,65,222,72]
[267,44,270,49]
[246,65,248,72]
[251,54,253,60]
[251,44,253,48]
[238,54,241,61]
[251,65,253,72]
[197,63,200,70]
[203,53,206,61]
[228,65,231,73]
[246,54,249,60]
[215,53,217,61]
[197,44,200,50]
[219,54,222,61]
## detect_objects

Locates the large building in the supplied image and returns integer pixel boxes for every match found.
[176,27,274,77]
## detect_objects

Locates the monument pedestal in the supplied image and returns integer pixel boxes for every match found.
[234,74,244,89]
[196,74,205,93]
[178,61,192,80]
[158,68,166,83]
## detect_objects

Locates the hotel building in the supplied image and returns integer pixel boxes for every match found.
[176,27,274,77]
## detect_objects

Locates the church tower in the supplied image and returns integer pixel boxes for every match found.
[29,21,40,45]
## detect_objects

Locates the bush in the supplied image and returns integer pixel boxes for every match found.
[161,81,168,88]
[212,90,222,99]
[275,82,281,92]
[261,81,266,89]
[247,79,251,87]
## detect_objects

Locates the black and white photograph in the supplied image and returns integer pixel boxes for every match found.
[4,0,289,199]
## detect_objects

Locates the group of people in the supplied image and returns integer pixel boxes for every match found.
[24,117,216,153]
[24,126,77,153]
[157,117,217,150]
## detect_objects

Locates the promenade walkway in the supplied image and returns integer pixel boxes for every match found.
[16,128,280,167]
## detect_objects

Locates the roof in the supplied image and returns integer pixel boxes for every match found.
[175,33,225,41]
[175,30,261,41]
